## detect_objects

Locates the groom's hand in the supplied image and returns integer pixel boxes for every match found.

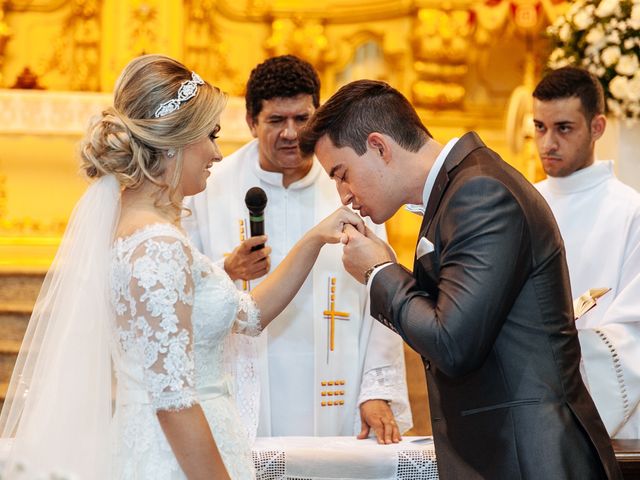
[358,399,401,444]
[342,225,394,284]
[313,207,365,245]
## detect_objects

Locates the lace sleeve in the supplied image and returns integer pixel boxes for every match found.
[116,235,197,412]
[232,291,262,337]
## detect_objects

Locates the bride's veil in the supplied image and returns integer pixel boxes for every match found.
[0,175,120,478]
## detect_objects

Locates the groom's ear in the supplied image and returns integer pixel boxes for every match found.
[366,133,391,164]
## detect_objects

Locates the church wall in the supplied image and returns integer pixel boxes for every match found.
[0,0,570,436]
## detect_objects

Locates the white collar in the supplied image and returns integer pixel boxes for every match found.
[542,160,613,195]
[251,150,323,190]
[406,137,459,216]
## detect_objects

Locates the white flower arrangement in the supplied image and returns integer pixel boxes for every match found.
[547,0,640,123]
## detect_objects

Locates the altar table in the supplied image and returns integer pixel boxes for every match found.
[0,436,439,480]
[2,436,640,479]
[252,436,438,480]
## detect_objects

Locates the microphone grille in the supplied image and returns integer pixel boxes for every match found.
[245,186,268,211]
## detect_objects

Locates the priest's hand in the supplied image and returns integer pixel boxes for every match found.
[223,236,271,281]
[358,399,401,444]
[342,225,395,284]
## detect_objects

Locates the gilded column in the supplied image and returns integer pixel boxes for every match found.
[0,0,12,87]
[411,6,475,110]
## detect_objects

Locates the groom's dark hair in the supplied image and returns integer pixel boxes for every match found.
[299,79,432,157]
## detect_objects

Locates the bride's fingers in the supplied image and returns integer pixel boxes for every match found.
[343,224,361,237]
[338,207,365,233]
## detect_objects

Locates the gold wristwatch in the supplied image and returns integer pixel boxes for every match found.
[364,261,393,284]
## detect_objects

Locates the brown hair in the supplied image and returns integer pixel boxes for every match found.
[299,79,431,157]
[80,54,227,219]
[533,66,605,123]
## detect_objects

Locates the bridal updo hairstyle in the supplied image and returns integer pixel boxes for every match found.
[80,54,226,217]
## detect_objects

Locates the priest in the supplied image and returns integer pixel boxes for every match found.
[533,66,640,438]
[184,55,411,440]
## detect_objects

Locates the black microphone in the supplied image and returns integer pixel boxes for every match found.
[244,187,268,251]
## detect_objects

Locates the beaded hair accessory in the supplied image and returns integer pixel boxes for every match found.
[154,72,205,118]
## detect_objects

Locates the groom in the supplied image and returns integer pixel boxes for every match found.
[299,80,621,479]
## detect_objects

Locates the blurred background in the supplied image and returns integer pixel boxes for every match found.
[0,0,635,435]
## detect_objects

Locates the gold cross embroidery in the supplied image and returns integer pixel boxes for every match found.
[238,219,249,291]
[224,219,249,291]
[324,277,350,353]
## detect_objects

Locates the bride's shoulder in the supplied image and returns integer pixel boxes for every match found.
[114,213,189,254]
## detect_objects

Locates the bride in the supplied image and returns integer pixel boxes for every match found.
[0,54,363,479]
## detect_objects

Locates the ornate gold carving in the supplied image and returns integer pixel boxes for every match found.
[0,1,11,87]
[265,17,332,71]
[217,1,416,23]
[0,169,6,221]
[411,7,474,109]
[131,1,157,56]
[11,67,44,89]
[42,0,101,91]
[184,0,239,94]
[0,219,67,237]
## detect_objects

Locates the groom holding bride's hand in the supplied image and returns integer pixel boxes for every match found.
[340,224,395,285]
[300,79,622,480]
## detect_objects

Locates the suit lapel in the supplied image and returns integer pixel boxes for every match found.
[413,132,487,293]
[418,131,487,240]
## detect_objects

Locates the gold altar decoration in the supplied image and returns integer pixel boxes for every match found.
[42,0,101,92]
[0,1,10,86]
[184,0,240,95]
[130,1,158,57]
[0,0,578,438]
[0,0,573,268]
[411,7,472,109]
[265,18,332,71]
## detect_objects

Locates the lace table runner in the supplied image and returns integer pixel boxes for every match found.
[253,436,439,480]
[0,436,439,479]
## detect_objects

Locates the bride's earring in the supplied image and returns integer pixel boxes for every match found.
[167,148,176,158]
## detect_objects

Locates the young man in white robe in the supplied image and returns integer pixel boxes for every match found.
[533,66,640,439]
[184,55,411,441]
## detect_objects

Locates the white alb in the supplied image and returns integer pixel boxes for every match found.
[536,160,640,439]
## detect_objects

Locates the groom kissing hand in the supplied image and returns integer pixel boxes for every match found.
[300,79,621,480]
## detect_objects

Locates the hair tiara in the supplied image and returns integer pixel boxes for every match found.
[154,72,205,118]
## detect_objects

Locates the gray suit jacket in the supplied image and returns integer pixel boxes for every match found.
[371,132,621,479]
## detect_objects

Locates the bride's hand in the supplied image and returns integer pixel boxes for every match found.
[311,207,365,245]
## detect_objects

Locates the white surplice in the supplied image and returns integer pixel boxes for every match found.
[536,160,640,438]
[184,140,412,437]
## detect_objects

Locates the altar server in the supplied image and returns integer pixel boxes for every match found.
[533,66,640,438]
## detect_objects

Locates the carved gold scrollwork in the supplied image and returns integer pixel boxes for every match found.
[0,0,12,87]
[411,7,474,110]
[0,170,6,221]
[184,0,239,94]
[130,1,157,56]
[44,0,101,91]
[264,17,332,72]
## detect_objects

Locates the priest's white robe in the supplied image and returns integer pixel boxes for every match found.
[536,160,640,438]
[184,140,412,437]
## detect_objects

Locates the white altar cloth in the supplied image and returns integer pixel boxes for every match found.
[0,436,438,479]
[252,436,438,480]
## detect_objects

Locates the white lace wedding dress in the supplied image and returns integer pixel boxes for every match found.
[109,223,260,479]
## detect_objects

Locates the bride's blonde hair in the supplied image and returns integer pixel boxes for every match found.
[80,54,226,219]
